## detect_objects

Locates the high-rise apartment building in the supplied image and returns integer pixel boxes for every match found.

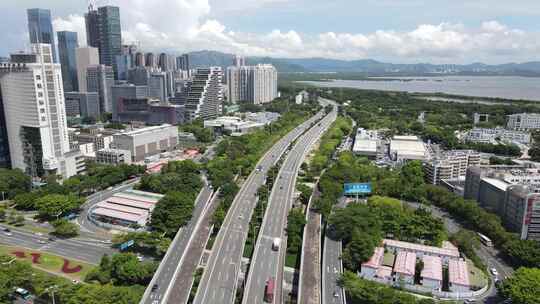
[87,65,114,113]
[85,5,122,76]
[176,54,190,70]
[27,8,57,63]
[135,52,145,67]
[76,47,99,92]
[145,53,156,68]
[57,31,79,92]
[233,54,246,67]
[227,64,278,104]
[423,150,481,185]
[0,44,73,178]
[158,53,175,72]
[185,67,223,121]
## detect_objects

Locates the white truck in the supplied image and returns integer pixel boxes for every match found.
[272,238,281,251]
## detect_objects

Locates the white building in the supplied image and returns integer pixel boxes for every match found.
[424,150,481,185]
[507,113,540,130]
[389,135,427,161]
[295,94,303,105]
[465,127,531,145]
[75,47,99,92]
[227,64,278,104]
[112,124,179,162]
[353,128,379,158]
[185,67,223,121]
[0,44,75,179]
[204,116,265,136]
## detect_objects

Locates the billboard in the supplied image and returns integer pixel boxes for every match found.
[344,183,372,195]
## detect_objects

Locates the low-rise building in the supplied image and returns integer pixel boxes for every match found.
[421,255,443,291]
[465,127,531,145]
[353,128,379,159]
[113,124,179,162]
[89,189,163,228]
[448,259,471,293]
[383,239,460,264]
[389,135,427,161]
[96,148,132,165]
[360,247,384,279]
[204,116,265,136]
[507,113,540,130]
[393,251,416,285]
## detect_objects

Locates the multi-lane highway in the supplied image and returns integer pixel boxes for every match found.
[322,223,345,304]
[242,106,337,304]
[192,111,325,304]
[140,184,214,304]
[0,225,115,264]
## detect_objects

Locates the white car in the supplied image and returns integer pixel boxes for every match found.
[491,268,499,276]
[4,232,12,236]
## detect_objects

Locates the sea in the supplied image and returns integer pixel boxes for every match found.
[298,76,540,101]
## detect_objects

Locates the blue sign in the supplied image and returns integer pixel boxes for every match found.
[120,240,135,251]
[344,183,372,195]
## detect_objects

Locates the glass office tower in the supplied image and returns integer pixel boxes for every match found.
[57,31,79,92]
[27,8,57,63]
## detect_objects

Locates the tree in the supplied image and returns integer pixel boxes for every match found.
[52,219,79,238]
[0,168,31,199]
[35,194,83,219]
[498,267,540,304]
[342,228,381,271]
[286,209,306,253]
[13,192,40,210]
[150,192,195,236]
[13,215,25,226]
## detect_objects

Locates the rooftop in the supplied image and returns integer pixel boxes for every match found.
[92,207,147,224]
[117,124,174,137]
[393,251,416,276]
[421,255,443,281]
[362,247,384,269]
[376,266,393,279]
[448,259,470,287]
[383,239,460,258]
[481,177,510,192]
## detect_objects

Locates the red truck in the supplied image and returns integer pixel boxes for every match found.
[264,277,275,303]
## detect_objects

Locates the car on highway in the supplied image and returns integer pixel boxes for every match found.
[491,268,499,276]
[4,231,12,236]
[2,227,11,232]
[333,291,339,298]
[48,236,56,242]
[151,284,158,292]
[272,238,280,251]
[37,240,46,244]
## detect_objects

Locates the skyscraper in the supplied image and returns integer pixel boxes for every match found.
[85,5,122,76]
[227,64,278,104]
[135,52,145,67]
[0,44,71,178]
[27,8,57,63]
[57,31,79,92]
[85,5,100,48]
[185,67,223,121]
[145,53,156,68]
[0,87,10,168]
[76,47,100,92]
[87,65,114,114]
[115,54,132,81]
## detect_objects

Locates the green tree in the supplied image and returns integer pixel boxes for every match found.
[342,228,381,271]
[0,168,31,199]
[286,209,306,253]
[35,194,83,219]
[13,192,40,210]
[52,219,79,238]
[498,267,540,304]
[150,192,195,236]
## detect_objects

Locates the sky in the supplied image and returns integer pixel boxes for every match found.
[1,0,540,64]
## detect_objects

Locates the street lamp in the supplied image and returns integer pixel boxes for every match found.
[45,285,58,304]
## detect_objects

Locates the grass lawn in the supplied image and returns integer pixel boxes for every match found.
[285,252,299,268]
[0,244,95,281]
[466,258,488,289]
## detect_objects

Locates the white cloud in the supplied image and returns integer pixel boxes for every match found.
[52,0,540,64]
[52,14,86,46]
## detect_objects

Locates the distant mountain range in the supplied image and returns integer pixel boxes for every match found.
[187,50,540,76]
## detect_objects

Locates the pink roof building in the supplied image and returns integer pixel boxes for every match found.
[375,266,393,280]
[362,247,385,269]
[421,255,443,281]
[91,208,147,225]
[383,239,460,259]
[106,196,155,211]
[95,201,149,217]
[448,259,470,288]
[393,251,416,276]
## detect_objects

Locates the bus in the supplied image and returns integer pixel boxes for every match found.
[264,277,275,303]
[478,232,493,247]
